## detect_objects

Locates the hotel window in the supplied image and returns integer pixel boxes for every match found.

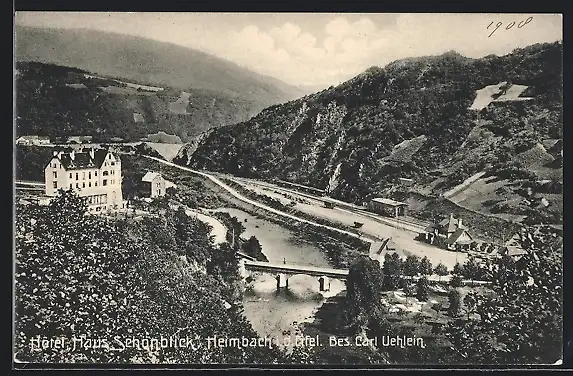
[111,170,115,175]
[111,162,115,166]
[82,182,85,188]
[69,172,72,179]
[69,183,72,189]
[76,183,79,188]
[95,182,98,187]
[103,171,109,176]
[103,180,107,186]
[83,172,86,180]
[53,181,57,188]
[89,172,92,179]
[76,173,79,180]
[53,171,57,179]
[89,182,92,187]
[59,163,62,169]
[95,171,98,177]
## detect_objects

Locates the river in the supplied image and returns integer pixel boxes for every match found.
[213,207,346,351]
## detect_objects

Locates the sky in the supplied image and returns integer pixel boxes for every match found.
[15,12,563,88]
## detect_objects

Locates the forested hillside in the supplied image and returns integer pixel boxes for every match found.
[15,62,268,142]
[180,42,562,225]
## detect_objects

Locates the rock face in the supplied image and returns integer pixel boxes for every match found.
[183,42,562,208]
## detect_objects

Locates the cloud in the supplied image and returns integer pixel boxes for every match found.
[220,14,561,87]
[222,17,391,86]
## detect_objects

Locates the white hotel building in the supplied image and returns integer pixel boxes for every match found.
[44,148,125,212]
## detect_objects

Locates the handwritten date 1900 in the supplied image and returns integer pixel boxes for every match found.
[487,17,533,38]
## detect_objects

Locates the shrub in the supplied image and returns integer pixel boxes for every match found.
[448,289,461,316]
[416,276,430,301]
[450,274,463,288]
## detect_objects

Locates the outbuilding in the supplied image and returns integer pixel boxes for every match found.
[367,198,408,217]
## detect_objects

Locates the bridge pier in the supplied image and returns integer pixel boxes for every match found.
[318,276,331,292]
[276,273,288,292]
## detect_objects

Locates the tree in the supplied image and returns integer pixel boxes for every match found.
[448,289,461,316]
[241,236,263,260]
[344,257,385,332]
[462,256,480,283]
[382,253,403,290]
[14,190,288,364]
[420,256,433,276]
[416,276,430,301]
[403,255,421,277]
[434,263,449,281]
[452,262,463,275]
[15,190,146,363]
[450,274,463,288]
[445,226,563,364]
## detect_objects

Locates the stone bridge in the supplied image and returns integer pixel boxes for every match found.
[240,259,349,293]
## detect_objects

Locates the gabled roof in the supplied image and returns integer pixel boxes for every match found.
[425,214,463,234]
[50,148,112,171]
[369,241,385,256]
[446,216,459,233]
[444,228,473,244]
[142,171,162,182]
[370,237,401,257]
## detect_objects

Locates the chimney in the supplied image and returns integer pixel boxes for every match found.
[53,150,58,156]
[70,150,75,161]
[458,218,463,228]
[57,151,63,159]
[89,148,95,159]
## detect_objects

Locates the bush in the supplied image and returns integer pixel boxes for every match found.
[416,276,430,301]
[448,289,461,316]
[450,274,463,288]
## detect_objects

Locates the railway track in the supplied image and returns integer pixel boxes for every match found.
[232,176,432,233]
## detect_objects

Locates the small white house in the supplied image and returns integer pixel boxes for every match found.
[142,171,167,198]
[16,135,50,146]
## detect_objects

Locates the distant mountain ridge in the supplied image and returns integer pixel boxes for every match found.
[15,25,305,110]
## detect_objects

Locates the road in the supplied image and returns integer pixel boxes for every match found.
[227,176,428,233]
[15,180,45,187]
[169,203,227,245]
[144,156,380,242]
[228,179,469,268]
[144,156,468,269]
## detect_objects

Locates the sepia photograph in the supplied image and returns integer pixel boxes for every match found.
[13,12,564,368]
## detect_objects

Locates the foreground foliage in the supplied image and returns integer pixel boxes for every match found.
[15,190,285,363]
